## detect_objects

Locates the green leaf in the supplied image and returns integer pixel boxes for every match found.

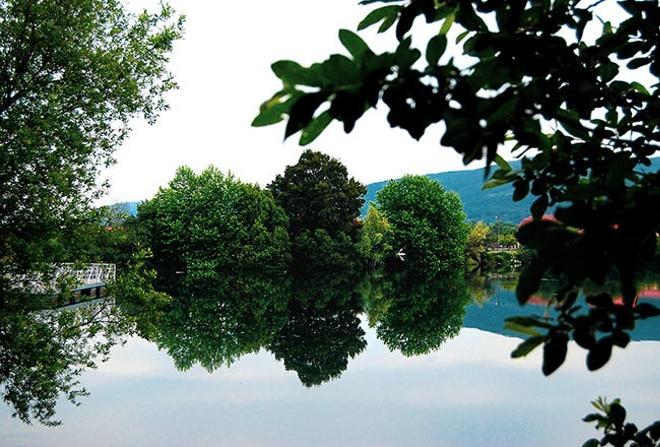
[488,97,519,124]
[320,55,360,84]
[505,321,542,337]
[439,12,455,35]
[378,14,398,33]
[506,317,553,329]
[394,37,421,70]
[494,154,512,172]
[425,35,447,66]
[542,333,568,376]
[516,259,546,304]
[581,439,600,447]
[556,109,589,140]
[531,194,548,220]
[597,62,619,82]
[609,403,626,426]
[358,6,400,31]
[299,111,333,145]
[252,108,285,127]
[482,177,511,190]
[511,336,545,358]
[630,81,650,96]
[456,30,470,44]
[271,61,319,86]
[513,181,529,202]
[284,92,329,139]
[339,29,371,60]
[252,92,302,127]
[586,339,613,371]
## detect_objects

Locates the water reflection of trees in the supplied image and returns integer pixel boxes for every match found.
[151,273,289,371]
[0,290,127,426]
[268,274,367,386]
[365,270,471,356]
[1,265,474,425]
[132,267,471,383]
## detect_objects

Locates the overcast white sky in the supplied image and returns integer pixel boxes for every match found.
[100,0,486,205]
[100,0,637,205]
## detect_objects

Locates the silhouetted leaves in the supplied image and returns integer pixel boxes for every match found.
[542,332,568,376]
[582,397,660,447]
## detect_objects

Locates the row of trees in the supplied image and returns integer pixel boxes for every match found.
[137,150,469,285]
[465,220,532,272]
[130,150,471,387]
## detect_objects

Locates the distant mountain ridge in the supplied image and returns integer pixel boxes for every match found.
[363,156,660,223]
[363,161,530,223]
[112,157,659,224]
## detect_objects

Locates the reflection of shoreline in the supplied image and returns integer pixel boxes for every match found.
[463,281,660,342]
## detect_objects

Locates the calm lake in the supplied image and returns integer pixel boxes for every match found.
[2,280,659,447]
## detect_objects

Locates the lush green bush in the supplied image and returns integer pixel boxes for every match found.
[139,166,291,281]
[376,175,467,276]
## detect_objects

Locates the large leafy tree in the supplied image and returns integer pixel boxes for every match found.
[269,149,366,237]
[376,175,467,275]
[254,0,660,374]
[0,0,183,425]
[139,166,291,282]
[0,0,183,276]
[268,150,366,273]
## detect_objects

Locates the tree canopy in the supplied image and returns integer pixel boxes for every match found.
[376,175,467,275]
[0,0,183,275]
[268,149,365,237]
[139,166,291,282]
[268,150,366,274]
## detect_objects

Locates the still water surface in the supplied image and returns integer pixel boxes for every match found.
[2,281,659,447]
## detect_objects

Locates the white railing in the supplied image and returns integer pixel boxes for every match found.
[10,263,116,292]
[55,263,116,288]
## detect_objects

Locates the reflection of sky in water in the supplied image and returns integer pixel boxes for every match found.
[2,323,659,447]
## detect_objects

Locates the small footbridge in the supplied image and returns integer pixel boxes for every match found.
[12,263,116,304]
[58,263,116,299]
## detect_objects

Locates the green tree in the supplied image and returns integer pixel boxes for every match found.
[269,150,366,236]
[376,175,467,276]
[268,150,366,274]
[358,205,394,269]
[0,0,182,425]
[0,0,183,276]
[253,0,660,376]
[466,221,491,269]
[138,166,291,283]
